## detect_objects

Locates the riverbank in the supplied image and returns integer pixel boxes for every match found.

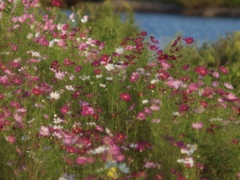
[112,0,240,17]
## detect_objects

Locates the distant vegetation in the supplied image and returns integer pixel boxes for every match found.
[127,0,240,8]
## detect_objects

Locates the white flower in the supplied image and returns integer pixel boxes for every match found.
[50,91,60,100]
[173,112,180,116]
[89,145,108,154]
[35,32,40,38]
[142,99,149,104]
[105,77,112,81]
[81,15,88,23]
[100,84,106,88]
[151,79,159,84]
[53,117,64,124]
[105,64,115,71]
[96,74,102,79]
[69,75,75,80]
[65,85,75,91]
[115,47,124,54]
[49,40,54,47]
[27,33,33,39]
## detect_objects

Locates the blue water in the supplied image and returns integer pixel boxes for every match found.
[63,10,240,47]
[134,13,240,47]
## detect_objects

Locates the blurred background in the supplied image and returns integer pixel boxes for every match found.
[40,0,240,47]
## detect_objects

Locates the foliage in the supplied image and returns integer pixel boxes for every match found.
[189,32,240,95]
[0,1,240,180]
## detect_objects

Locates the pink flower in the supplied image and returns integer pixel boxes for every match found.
[7,135,16,144]
[194,66,208,76]
[120,93,131,102]
[109,145,120,155]
[81,105,94,116]
[224,83,233,90]
[60,104,70,115]
[192,122,203,129]
[137,112,146,121]
[183,37,194,44]
[130,72,139,82]
[76,157,87,165]
[39,126,50,136]
[219,66,229,74]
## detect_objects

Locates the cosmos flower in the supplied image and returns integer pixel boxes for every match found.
[183,37,194,44]
[120,93,131,102]
[50,91,60,100]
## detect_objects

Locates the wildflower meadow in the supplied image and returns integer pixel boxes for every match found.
[0,0,240,179]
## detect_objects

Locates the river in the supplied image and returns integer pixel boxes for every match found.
[63,10,240,47]
[133,12,240,47]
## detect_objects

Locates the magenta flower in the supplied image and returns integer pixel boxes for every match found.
[194,66,208,76]
[60,104,70,115]
[120,93,131,102]
[137,111,146,121]
[219,66,229,74]
[183,37,194,44]
[179,104,190,113]
[76,157,87,164]
[81,105,94,116]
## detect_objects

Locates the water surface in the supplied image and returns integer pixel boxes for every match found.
[134,13,240,47]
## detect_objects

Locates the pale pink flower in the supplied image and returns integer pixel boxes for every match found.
[55,71,65,80]
[224,82,234,90]
[192,122,203,129]
[7,135,16,144]
[39,126,50,136]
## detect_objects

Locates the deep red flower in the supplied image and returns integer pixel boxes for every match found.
[179,104,190,113]
[115,133,126,143]
[75,65,82,73]
[194,66,208,76]
[157,70,170,80]
[72,127,82,134]
[139,31,147,36]
[31,88,42,95]
[147,84,156,89]
[120,92,131,102]
[183,37,194,44]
